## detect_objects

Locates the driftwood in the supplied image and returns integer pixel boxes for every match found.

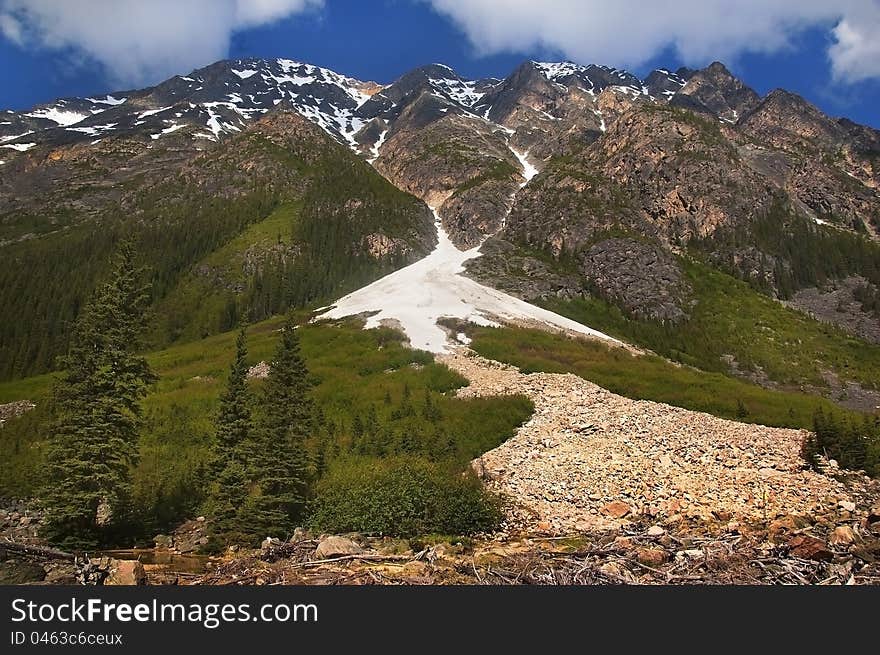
[0,539,75,561]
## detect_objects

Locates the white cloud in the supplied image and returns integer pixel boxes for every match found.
[0,0,323,86]
[829,2,880,83]
[424,0,880,83]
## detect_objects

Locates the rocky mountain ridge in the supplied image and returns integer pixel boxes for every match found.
[3,55,879,392]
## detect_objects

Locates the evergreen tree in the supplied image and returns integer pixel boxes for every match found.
[248,315,314,539]
[206,327,254,548]
[41,242,155,549]
[211,328,252,476]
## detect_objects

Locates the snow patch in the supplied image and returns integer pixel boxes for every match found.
[150,123,186,139]
[1,142,36,152]
[534,61,585,81]
[1,131,33,143]
[66,123,117,135]
[428,77,485,109]
[86,95,126,106]
[368,128,389,163]
[317,209,621,353]
[25,107,88,126]
[138,106,173,119]
[510,146,538,184]
[231,68,258,79]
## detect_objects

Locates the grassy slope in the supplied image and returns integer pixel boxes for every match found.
[0,318,532,535]
[535,258,880,391]
[490,240,880,394]
[468,324,866,431]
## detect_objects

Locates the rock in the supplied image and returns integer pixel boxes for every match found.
[104,560,146,586]
[445,353,880,542]
[289,527,311,543]
[196,516,206,522]
[600,500,631,519]
[314,536,364,559]
[768,515,805,540]
[646,525,666,537]
[154,534,173,549]
[95,498,112,527]
[828,526,857,546]
[247,361,271,379]
[261,537,282,552]
[675,549,704,562]
[401,561,429,577]
[787,535,833,562]
[612,536,634,550]
[713,510,732,522]
[867,505,880,525]
[599,561,628,579]
[636,547,667,567]
[838,500,856,512]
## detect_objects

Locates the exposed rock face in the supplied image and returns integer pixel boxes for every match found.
[579,238,693,323]
[502,103,773,258]
[677,61,760,122]
[739,90,880,232]
[375,105,522,247]
[463,238,585,301]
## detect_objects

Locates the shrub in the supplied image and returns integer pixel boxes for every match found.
[308,456,501,537]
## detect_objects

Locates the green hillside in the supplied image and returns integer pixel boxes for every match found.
[0,317,532,539]
[0,112,433,381]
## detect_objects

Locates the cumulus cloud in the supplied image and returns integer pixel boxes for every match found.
[0,0,323,86]
[829,2,880,83]
[424,0,880,83]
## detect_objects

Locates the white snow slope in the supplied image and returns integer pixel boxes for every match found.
[317,209,621,353]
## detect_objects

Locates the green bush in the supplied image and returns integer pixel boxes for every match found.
[308,456,501,537]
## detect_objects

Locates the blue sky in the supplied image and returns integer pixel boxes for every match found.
[1,0,878,127]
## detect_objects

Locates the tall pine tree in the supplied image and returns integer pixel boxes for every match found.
[248,315,314,539]
[41,242,156,549]
[206,327,254,548]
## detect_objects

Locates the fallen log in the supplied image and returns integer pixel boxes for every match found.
[0,539,75,561]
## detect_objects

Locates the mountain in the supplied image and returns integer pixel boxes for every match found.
[2,55,880,408]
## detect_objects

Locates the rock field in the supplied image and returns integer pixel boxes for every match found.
[442,351,875,535]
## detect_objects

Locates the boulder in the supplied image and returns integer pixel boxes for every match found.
[646,525,666,537]
[828,526,857,546]
[600,500,632,519]
[153,534,173,549]
[787,535,833,562]
[636,547,667,567]
[289,527,311,543]
[104,559,146,586]
[314,536,364,560]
